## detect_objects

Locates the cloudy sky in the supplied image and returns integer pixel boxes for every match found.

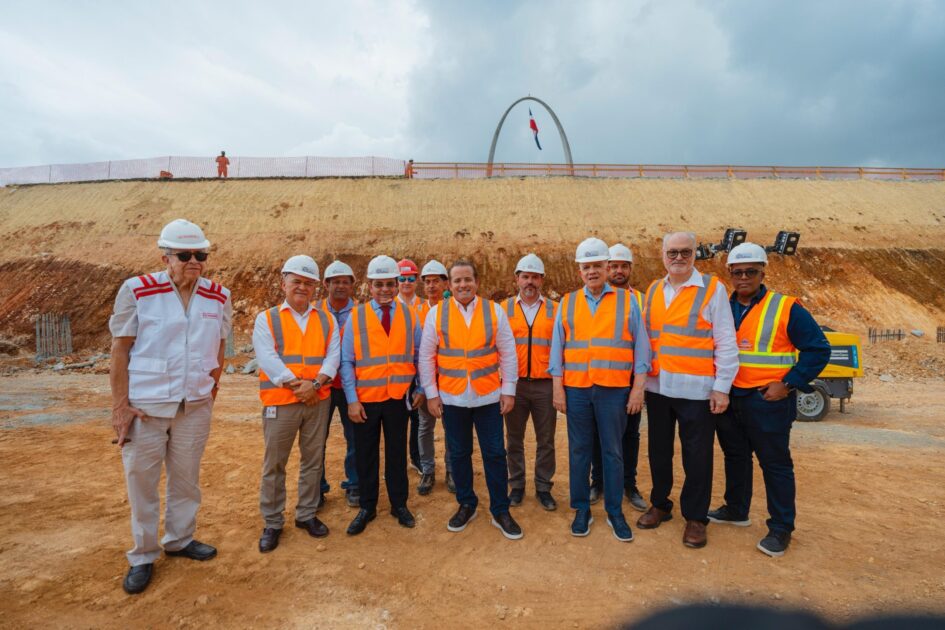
[1,0,943,168]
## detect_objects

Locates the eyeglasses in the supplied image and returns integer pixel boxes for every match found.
[172,251,209,262]
[665,249,693,259]
[729,268,761,279]
[398,275,416,283]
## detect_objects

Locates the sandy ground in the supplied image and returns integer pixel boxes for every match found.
[1,371,944,628]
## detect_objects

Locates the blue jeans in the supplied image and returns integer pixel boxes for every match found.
[442,402,510,517]
[565,385,629,517]
[322,388,358,492]
[716,390,797,534]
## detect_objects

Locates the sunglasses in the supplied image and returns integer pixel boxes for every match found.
[398,275,417,283]
[729,268,761,279]
[172,251,209,262]
[665,249,694,259]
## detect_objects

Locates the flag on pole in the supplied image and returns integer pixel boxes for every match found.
[529,108,542,150]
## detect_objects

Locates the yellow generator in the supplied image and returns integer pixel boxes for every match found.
[795,330,864,421]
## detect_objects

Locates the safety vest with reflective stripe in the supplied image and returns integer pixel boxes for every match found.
[416,299,439,329]
[315,298,358,313]
[315,298,358,389]
[644,274,719,377]
[733,291,798,388]
[435,297,501,396]
[560,288,635,388]
[258,306,334,405]
[350,302,417,403]
[504,296,557,379]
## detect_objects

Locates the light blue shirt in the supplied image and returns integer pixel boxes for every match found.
[323,297,356,329]
[341,299,424,403]
[548,283,651,378]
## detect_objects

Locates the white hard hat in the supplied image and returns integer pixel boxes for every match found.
[727,242,768,265]
[157,219,210,250]
[608,243,633,263]
[420,259,448,278]
[515,253,545,275]
[367,255,400,280]
[281,255,320,280]
[575,237,610,263]
[324,260,355,280]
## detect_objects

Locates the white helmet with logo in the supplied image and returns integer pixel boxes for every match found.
[281,255,320,280]
[608,243,633,263]
[367,255,400,279]
[324,260,355,280]
[727,242,768,266]
[515,253,545,275]
[575,237,610,263]
[420,259,448,278]
[157,219,211,250]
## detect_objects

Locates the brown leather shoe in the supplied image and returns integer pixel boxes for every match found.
[683,520,707,548]
[637,506,672,529]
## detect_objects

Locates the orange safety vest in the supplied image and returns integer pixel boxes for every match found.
[350,301,417,402]
[315,297,358,313]
[504,296,557,379]
[315,298,357,389]
[435,297,501,396]
[643,274,719,378]
[259,306,334,405]
[416,299,439,328]
[560,288,635,388]
[733,291,798,388]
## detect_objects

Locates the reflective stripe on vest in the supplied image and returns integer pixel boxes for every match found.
[259,306,333,404]
[644,274,717,378]
[352,302,416,402]
[435,297,501,395]
[733,292,798,388]
[561,288,634,388]
[505,296,556,379]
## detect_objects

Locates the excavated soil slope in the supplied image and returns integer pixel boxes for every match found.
[1,177,944,349]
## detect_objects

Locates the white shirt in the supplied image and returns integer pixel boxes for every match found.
[515,294,545,326]
[419,296,518,407]
[645,269,739,400]
[252,301,340,387]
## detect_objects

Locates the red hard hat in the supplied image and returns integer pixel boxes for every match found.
[397,259,419,276]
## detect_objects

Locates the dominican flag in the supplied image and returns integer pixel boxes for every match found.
[529,108,542,150]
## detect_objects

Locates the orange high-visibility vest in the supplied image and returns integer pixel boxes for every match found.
[259,306,334,405]
[560,288,635,388]
[315,297,358,313]
[504,296,557,379]
[416,299,439,328]
[350,301,416,402]
[733,291,798,388]
[314,298,357,389]
[435,297,500,396]
[643,274,719,378]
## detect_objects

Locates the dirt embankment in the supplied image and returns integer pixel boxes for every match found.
[1,178,943,350]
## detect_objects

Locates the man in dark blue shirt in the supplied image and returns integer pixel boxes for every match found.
[709,243,830,557]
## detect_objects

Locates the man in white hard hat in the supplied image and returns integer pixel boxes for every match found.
[710,243,829,557]
[253,255,341,554]
[549,238,650,543]
[638,232,739,549]
[586,243,648,512]
[416,259,454,495]
[419,259,524,540]
[340,255,425,535]
[503,253,559,511]
[317,260,360,508]
[109,218,231,594]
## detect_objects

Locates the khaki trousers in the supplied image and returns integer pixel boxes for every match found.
[259,399,331,528]
[504,378,557,492]
[122,398,213,567]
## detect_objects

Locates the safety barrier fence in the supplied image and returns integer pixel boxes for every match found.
[35,313,72,360]
[409,163,945,180]
[868,328,906,344]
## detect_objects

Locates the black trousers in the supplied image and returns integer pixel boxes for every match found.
[645,391,715,523]
[352,397,409,512]
[591,411,642,491]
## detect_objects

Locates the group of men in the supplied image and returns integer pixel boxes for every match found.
[110,219,830,595]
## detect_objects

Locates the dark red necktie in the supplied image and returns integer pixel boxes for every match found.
[381,304,391,335]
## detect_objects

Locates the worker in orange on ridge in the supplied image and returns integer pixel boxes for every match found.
[216,151,230,178]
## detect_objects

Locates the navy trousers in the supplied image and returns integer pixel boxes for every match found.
[590,411,642,491]
[442,402,511,517]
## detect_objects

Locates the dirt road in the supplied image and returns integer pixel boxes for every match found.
[1,372,944,628]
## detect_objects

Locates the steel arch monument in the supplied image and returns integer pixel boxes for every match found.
[487,96,573,176]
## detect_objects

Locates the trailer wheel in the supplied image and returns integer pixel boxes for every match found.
[796,383,831,422]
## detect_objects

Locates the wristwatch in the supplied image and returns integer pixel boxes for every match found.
[312,379,322,389]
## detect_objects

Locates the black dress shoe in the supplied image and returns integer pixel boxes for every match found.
[447,504,477,532]
[536,490,557,511]
[391,506,416,528]
[259,527,282,553]
[508,487,524,507]
[418,473,435,496]
[295,517,329,538]
[165,540,217,561]
[122,563,153,595]
[346,508,377,535]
